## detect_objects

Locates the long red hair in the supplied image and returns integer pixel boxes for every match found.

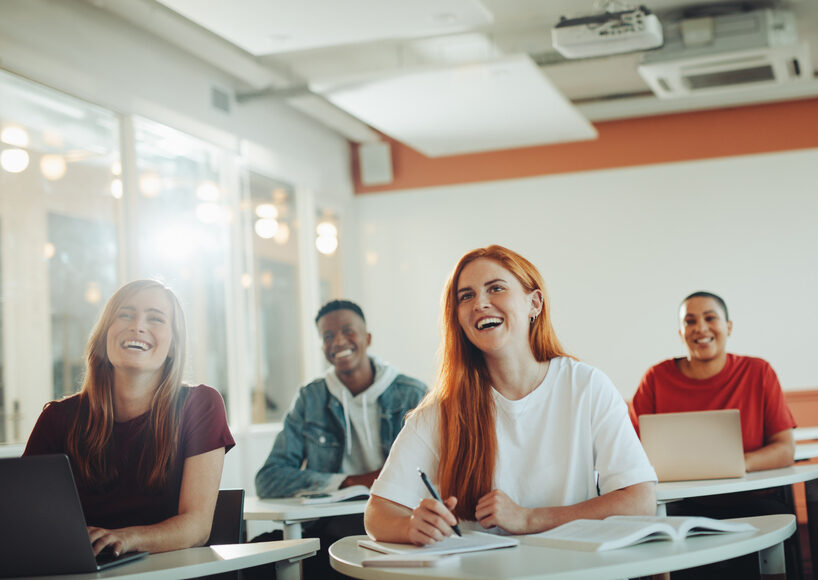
[66,280,187,490]
[419,245,571,520]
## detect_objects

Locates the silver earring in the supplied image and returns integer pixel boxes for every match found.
[530,316,536,325]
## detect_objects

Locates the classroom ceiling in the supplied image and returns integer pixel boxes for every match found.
[91,0,818,156]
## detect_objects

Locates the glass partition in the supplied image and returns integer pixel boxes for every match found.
[0,69,121,442]
[0,67,329,446]
[132,118,231,407]
[243,172,303,422]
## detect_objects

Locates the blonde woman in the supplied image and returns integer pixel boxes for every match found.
[25,280,234,556]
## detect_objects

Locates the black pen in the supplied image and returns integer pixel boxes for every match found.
[417,467,462,537]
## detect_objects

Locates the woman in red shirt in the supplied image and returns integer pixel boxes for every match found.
[632,290,795,472]
[25,280,234,556]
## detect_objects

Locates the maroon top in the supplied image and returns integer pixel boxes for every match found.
[24,384,235,529]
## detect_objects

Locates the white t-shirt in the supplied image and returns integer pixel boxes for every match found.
[370,357,656,530]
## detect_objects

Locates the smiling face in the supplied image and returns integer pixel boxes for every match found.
[105,287,174,381]
[455,258,542,357]
[679,296,732,363]
[317,308,372,375]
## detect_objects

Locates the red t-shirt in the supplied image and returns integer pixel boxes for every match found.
[23,384,235,529]
[631,354,795,452]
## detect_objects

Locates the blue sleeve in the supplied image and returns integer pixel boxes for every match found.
[254,389,336,498]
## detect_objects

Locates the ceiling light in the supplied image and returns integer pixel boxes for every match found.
[110,179,123,199]
[1,149,30,173]
[1,126,29,147]
[40,155,67,181]
[240,273,253,288]
[255,218,279,239]
[316,221,337,238]
[43,243,56,260]
[255,203,279,219]
[316,234,338,256]
[111,160,122,176]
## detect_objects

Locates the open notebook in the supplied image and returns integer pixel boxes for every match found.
[359,530,518,557]
[0,454,147,577]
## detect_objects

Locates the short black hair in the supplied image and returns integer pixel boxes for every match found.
[681,291,729,321]
[315,299,366,325]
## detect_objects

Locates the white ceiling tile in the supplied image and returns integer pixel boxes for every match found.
[319,55,597,157]
[156,0,493,55]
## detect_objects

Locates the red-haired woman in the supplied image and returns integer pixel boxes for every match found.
[24,280,234,556]
[365,246,656,544]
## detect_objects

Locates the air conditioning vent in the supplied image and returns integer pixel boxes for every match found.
[638,9,812,98]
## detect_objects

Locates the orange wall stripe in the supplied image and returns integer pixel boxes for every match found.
[352,97,818,194]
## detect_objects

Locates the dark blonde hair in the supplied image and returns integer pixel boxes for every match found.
[422,245,571,519]
[67,279,187,489]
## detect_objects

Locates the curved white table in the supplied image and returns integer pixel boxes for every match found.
[244,495,368,539]
[330,515,795,580]
[12,539,319,580]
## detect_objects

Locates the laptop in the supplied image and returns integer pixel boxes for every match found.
[0,454,147,577]
[639,409,746,482]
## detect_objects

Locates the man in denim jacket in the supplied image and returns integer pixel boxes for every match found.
[256,300,426,498]
[252,301,426,578]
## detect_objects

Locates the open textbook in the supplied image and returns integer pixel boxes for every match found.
[522,516,757,552]
[359,530,518,557]
[297,484,370,505]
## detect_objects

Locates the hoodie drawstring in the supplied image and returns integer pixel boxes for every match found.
[362,392,374,449]
[341,388,352,454]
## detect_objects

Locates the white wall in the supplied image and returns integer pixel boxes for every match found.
[350,148,818,398]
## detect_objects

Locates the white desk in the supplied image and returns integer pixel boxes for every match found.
[796,443,818,461]
[655,464,818,505]
[14,539,319,580]
[794,427,818,442]
[244,496,368,539]
[329,515,795,580]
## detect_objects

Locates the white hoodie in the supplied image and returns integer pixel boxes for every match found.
[324,356,398,490]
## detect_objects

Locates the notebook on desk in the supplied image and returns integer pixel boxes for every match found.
[639,409,746,482]
[0,454,147,577]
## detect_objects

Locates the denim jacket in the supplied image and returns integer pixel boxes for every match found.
[254,373,426,498]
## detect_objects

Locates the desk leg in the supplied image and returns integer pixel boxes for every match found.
[806,479,818,580]
[282,522,302,540]
[275,556,305,580]
[759,541,786,580]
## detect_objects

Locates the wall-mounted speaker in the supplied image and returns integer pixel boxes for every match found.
[358,141,393,186]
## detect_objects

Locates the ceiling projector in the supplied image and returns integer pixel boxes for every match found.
[552,6,663,59]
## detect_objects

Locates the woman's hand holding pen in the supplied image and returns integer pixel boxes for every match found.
[475,489,532,534]
[406,497,459,545]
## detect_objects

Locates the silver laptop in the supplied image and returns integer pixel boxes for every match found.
[639,409,746,482]
[0,454,147,577]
